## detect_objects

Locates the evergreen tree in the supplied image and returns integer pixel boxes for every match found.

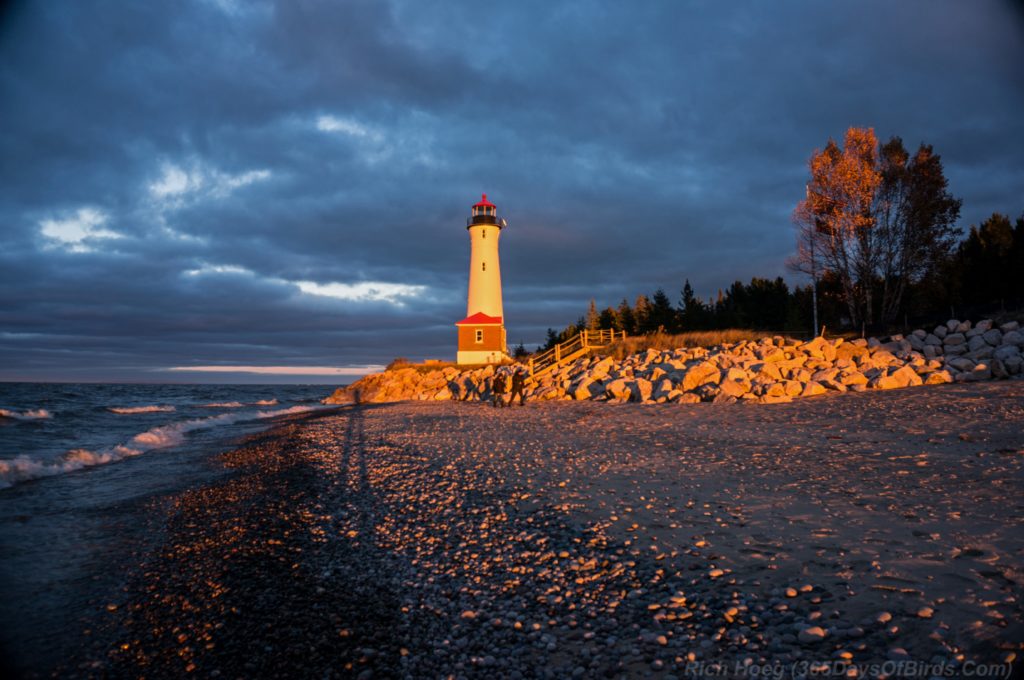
[633,294,652,333]
[648,288,677,332]
[678,279,707,330]
[585,299,600,330]
[597,306,619,330]
[616,299,636,335]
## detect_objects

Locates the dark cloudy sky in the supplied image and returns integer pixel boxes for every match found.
[1,1,1022,383]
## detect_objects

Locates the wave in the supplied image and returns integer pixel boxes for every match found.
[0,404,328,489]
[199,395,278,405]
[108,405,176,414]
[0,408,52,421]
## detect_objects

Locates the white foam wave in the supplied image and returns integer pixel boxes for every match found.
[109,405,176,414]
[0,408,52,421]
[200,398,279,408]
[0,404,329,489]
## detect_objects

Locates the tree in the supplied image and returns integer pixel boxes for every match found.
[959,213,1015,310]
[794,127,882,329]
[512,342,529,359]
[678,279,706,330]
[585,299,600,330]
[542,328,559,351]
[633,294,652,333]
[616,299,636,335]
[875,138,961,324]
[647,288,677,332]
[597,306,619,330]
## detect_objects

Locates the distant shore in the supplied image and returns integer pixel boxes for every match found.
[43,383,1024,678]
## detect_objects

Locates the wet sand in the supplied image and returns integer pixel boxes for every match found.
[61,382,1023,678]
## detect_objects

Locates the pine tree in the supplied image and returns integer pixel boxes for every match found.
[648,288,677,333]
[585,299,600,330]
[616,299,636,335]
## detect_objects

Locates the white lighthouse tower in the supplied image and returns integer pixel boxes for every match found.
[456,194,509,365]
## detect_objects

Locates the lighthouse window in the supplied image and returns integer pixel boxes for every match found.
[475,329,483,343]
[482,262,486,271]
[482,229,486,239]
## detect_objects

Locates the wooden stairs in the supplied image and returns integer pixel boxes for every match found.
[526,329,625,383]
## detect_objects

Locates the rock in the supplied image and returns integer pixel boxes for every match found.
[975,319,993,332]
[967,335,988,352]
[1000,321,1020,332]
[1003,330,1024,346]
[652,378,674,400]
[798,626,827,644]
[681,362,721,392]
[628,379,653,403]
[604,379,631,400]
[719,379,751,398]
[875,611,892,625]
[934,325,948,339]
[917,606,934,619]
[982,329,1002,346]
[785,587,798,598]
[955,320,971,333]
[924,333,942,346]
[801,381,827,397]
[947,356,976,372]
[572,379,597,401]
[924,370,954,385]
[994,344,1021,361]
[943,333,966,346]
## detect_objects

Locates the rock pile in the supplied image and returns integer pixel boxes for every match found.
[325,319,1023,406]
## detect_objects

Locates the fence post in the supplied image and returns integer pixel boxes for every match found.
[555,344,561,363]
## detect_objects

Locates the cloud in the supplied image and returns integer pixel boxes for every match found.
[295,280,426,305]
[316,114,381,141]
[181,263,428,306]
[1,0,1023,380]
[38,207,121,252]
[149,161,272,203]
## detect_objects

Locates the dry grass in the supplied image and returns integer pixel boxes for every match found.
[597,329,797,360]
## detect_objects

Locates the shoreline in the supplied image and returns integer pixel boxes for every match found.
[35,383,1024,677]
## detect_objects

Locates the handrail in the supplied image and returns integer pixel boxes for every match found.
[527,329,626,381]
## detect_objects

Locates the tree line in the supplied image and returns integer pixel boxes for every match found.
[530,126,1022,353]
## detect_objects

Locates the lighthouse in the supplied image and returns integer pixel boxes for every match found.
[456,194,509,365]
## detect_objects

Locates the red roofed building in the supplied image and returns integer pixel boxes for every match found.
[457,195,510,364]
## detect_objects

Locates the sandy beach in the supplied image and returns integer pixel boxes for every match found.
[58,382,1024,678]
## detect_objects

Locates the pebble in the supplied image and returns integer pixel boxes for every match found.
[798,627,827,644]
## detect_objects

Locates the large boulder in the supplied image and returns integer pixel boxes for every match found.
[801,381,827,397]
[943,333,966,346]
[681,362,721,392]
[1003,330,1024,346]
[628,378,653,402]
[719,379,751,398]
[924,370,954,385]
[604,378,631,400]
